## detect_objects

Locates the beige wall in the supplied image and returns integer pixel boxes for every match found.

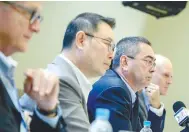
[13,1,189,132]
[142,3,189,132]
[14,1,148,89]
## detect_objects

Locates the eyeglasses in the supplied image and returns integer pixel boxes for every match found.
[127,55,156,68]
[3,1,43,24]
[85,32,115,52]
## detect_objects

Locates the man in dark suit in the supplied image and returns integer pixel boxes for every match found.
[88,37,157,132]
[138,54,173,132]
[0,1,66,132]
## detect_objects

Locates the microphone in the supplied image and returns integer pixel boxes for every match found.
[173,101,189,132]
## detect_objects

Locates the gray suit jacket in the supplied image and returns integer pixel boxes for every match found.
[47,55,90,132]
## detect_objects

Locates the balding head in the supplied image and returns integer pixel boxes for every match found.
[152,54,173,95]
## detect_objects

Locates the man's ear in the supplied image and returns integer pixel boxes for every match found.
[120,55,129,71]
[75,31,87,50]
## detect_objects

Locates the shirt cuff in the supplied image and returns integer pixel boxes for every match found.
[35,105,62,128]
[149,102,164,117]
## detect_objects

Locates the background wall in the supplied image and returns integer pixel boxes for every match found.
[13,1,189,132]
[142,3,189,132]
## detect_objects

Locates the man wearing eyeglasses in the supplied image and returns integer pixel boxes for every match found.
[20,12,116,132]
[138,54,173,132]
[0,2,66,132]
[87,37,158,132]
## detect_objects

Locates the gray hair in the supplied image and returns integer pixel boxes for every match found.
[112,36,151,69]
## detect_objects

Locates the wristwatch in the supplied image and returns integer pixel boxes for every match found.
[37,105,58,116]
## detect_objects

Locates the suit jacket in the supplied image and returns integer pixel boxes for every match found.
[47,55,90,132]
[0,77,66,132]
[87,69,142,132]
[138,92,166,132]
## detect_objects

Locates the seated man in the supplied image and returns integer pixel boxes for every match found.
[87,37,157,132]
[0,1,66,132]
[20,12,116,132]
[138,54,173,132]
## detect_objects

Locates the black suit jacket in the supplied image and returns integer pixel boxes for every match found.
[87,69,142,132]
[0,78,66,132]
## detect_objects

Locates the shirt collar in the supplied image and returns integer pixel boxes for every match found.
[0,52,18,75]
[59,54,92,101]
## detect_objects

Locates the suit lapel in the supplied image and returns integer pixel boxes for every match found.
[0,76,18,111]
[47,55,89,115]
[0,77,23,132]
[49,55,78,82]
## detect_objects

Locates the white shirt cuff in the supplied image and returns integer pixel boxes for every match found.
[149,102,164,117]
